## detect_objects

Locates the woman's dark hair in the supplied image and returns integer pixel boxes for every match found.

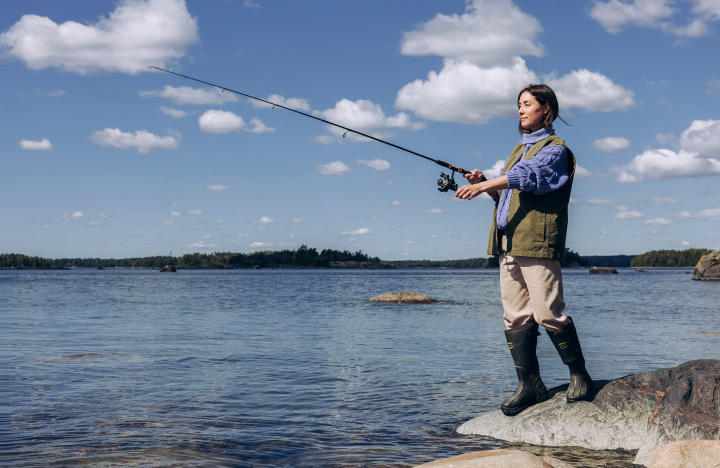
[517,84,569,134]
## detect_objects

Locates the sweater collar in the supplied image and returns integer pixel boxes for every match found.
[522,125,554,145]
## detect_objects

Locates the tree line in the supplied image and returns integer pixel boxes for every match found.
[0,246,381,269]
[630,248,712,268]
[0,247,711,270]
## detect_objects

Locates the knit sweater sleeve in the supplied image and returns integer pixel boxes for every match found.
[505,145,569,195]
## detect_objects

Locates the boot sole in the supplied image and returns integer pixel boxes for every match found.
[501,389,549,416]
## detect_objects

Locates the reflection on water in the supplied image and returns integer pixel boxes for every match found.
[1,268,718,467]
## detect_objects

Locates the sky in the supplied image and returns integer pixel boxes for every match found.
[1,0,719,260]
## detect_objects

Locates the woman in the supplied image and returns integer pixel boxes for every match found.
[455,84,593,416]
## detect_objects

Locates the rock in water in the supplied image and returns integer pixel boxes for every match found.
[648,441,720,468]
[370,291,437,304]
[413,449,575,468]
[159,265,177,272]
[692,250,720,281]
[457,360,720,467]
[589,267,618,274]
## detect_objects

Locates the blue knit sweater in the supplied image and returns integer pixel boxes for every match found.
[496,126,570,230]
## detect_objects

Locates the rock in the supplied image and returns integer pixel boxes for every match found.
[159,265,177,272]
[457,360,720,467]
[692,250,720,281]
[412,449,575,468]
[369,291,437,304]
[648,440,720,468]
[589,267,618,274]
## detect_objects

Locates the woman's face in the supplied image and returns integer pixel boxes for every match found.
[518,91,549,133]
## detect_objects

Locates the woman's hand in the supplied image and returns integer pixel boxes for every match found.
[464,169,485,184]
[456,174,509,201]
[455,182,485,200]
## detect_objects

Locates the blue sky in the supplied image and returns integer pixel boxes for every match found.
[1,0,719,260]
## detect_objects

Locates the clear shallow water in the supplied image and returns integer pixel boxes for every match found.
[1,268,718,467]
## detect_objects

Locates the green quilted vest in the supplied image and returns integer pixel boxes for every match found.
[486,134,576,260]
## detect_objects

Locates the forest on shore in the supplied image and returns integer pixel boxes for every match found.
[0,246,713,270]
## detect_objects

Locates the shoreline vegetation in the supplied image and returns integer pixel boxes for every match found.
[0,247,712,270]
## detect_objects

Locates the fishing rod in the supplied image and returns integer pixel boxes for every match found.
[150,66,483,192]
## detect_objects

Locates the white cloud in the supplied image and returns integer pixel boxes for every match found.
[612,120,720,181]
[645,218,673,225]
[484,160,507,179]
[396,57,538,124]
[587,198,617,206]
[316,99,423,142]
[142,86,238,105]
[249,117,274,134]
[615,205,644,219]
[593,136,631,152]
[199,110,246,134]
[612,148,720,182]
[256,216,275,224]
[315,161,351,175]
[187,209,202,215]
[341,227,370,235]
[546,69,635,112]
[250,241,273,249]
[677,208,720,220]
[292,218,304,224]
[0,0,198,74]
[653,197,679,206]
[574,165,592,178]
[392,200,410,207]
[252,94,311,111]
[170,211,181,216]
[590,0,719,37]
[400,0,544,66]
[590,0,674,34]
[19,138,53,151]
[71,211,85,220]
[187,242,218,249]
[90,128,179,153]
[692,0,720,21]
[160,106,188,118]
[205,184,230,191]
[358,159,391,171]
[425,208,443,214]
[679,119,720,158]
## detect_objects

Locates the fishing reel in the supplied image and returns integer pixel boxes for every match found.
[437,171,458,192]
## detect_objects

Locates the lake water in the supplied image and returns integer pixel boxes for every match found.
[1,268,718,467]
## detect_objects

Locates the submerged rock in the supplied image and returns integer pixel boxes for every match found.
[692,250,720,281]
[589,267,618,274]
[648,440,720,468]
[457,360,720,467]
[370,291,437,304]
[413,449,575,468]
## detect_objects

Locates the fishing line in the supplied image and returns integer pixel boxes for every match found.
[150,66,482,192]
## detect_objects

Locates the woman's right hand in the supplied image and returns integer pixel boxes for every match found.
[464,169,485,184]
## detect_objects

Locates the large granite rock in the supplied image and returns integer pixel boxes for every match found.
[457,360,720,466]
[413,449,575,468]
[692,250,720,281]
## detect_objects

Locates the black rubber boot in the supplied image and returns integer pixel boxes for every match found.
[500,323,549,416]
[548,318,594,403]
